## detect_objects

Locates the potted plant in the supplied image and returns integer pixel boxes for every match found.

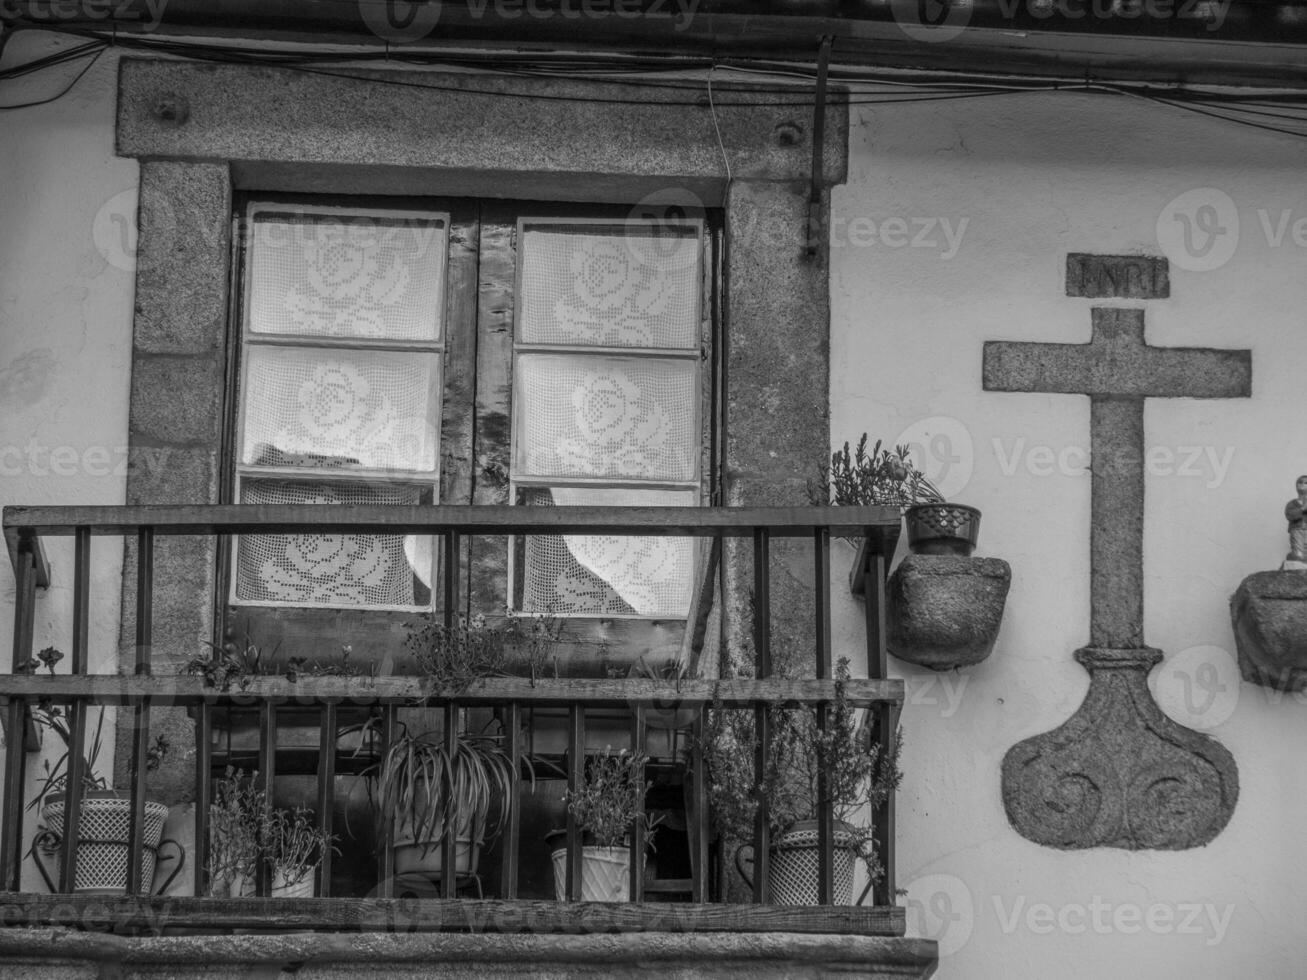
[549,746,660,902]
[704,659,901,906]
[368,720,517,886]
[207,767,336,898]
[27,695,180,895]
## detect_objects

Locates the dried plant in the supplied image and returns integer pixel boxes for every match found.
[703,659,902,885]
[561,746,662,849]
[26,695,168,813]
[810,435,943,510]
[406,613,562,692]
[208,767,337,892]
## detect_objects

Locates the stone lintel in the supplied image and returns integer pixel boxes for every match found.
[117,59,848,191]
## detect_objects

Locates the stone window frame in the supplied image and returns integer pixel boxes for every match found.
[114,57,847,799]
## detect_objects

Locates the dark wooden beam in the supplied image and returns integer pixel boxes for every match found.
[0,674,905,708]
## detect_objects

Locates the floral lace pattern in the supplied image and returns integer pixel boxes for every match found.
[519,229,699,349]
[236,480,425,606]
[242,349,439,473]
[515,355,695,482]
[248,214,446,341]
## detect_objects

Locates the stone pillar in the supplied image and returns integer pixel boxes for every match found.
[114,160,231,802]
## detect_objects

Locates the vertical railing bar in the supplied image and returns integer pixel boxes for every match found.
[501,701,521,900]
[317,701,337,897]
[566,706,583,902]
[0,544,35,891]
[865,544,895,907]
[194,699,212,898]
[135,529,153,675]
[866,548,888,683]
[125,699,151,894]
[378,705,397,899]
[874,702,900,908]
[752,528,771,677]
[441,701,458,900]
[58,701,89,894]
[60,531,92,894]
[127,526,155,895]
[257,700,276,897]
[814,526,833,905]
[690,705,709,903]
[71,529,91,675]
[629,704,646,903]
[752,526,771,904]
[443,531,459,631]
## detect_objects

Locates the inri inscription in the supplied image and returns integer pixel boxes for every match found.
[1065,253,1170,300]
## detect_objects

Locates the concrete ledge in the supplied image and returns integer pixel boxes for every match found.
[0,929,937,979]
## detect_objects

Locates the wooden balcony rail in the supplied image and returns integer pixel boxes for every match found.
[0,504,902,936]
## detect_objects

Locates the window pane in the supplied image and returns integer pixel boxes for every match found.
[518,487,695,618]
[247,211,447,342]
[518,223,700,349]
[513,353,697,482]
[241,346,440,474]
[235,479,433,607]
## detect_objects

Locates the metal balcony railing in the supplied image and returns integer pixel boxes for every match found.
[0,504,902,936]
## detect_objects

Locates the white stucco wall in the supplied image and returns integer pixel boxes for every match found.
[0,36,135,885]
[832,90,1307,979]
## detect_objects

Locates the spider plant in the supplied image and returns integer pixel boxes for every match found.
[366,719,518,876]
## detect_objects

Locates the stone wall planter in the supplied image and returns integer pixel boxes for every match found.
[1231,570,1307,690]
[887,555,1011,670]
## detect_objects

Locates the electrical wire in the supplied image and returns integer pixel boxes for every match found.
[6,19,1307,141]
[0,43,102,109]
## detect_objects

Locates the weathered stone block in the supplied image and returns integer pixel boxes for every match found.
[886,555,1010,670]
[1231,570,1307,690]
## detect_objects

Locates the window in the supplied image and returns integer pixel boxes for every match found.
[233,203,449,610]
[225,198,717,667]
[510,217,704,619]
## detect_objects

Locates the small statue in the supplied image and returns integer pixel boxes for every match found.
[1285,475,1307,568]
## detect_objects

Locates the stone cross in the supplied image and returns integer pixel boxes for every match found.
[983,253,1248,850]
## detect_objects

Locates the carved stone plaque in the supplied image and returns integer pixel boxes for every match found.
[1065,253,1170,300]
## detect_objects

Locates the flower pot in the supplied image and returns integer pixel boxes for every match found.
[549,844,632,902]
[31,791,182,895]
[271,868,316,898]
[905,503,981,557]
[393,802,482,879]
[733,820,859,906]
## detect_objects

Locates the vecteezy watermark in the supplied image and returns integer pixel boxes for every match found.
[0,0,172,31]
[0,443,171,479]
[889,0,1228,45]
[359,0,700,43]
[1151,644,1240,730]
[992,895,1235,946]
[903,873,975,957]
[829,216,969,260]
[905,673,969,718]
[991,438,1235,489]
[895,416,975,500]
